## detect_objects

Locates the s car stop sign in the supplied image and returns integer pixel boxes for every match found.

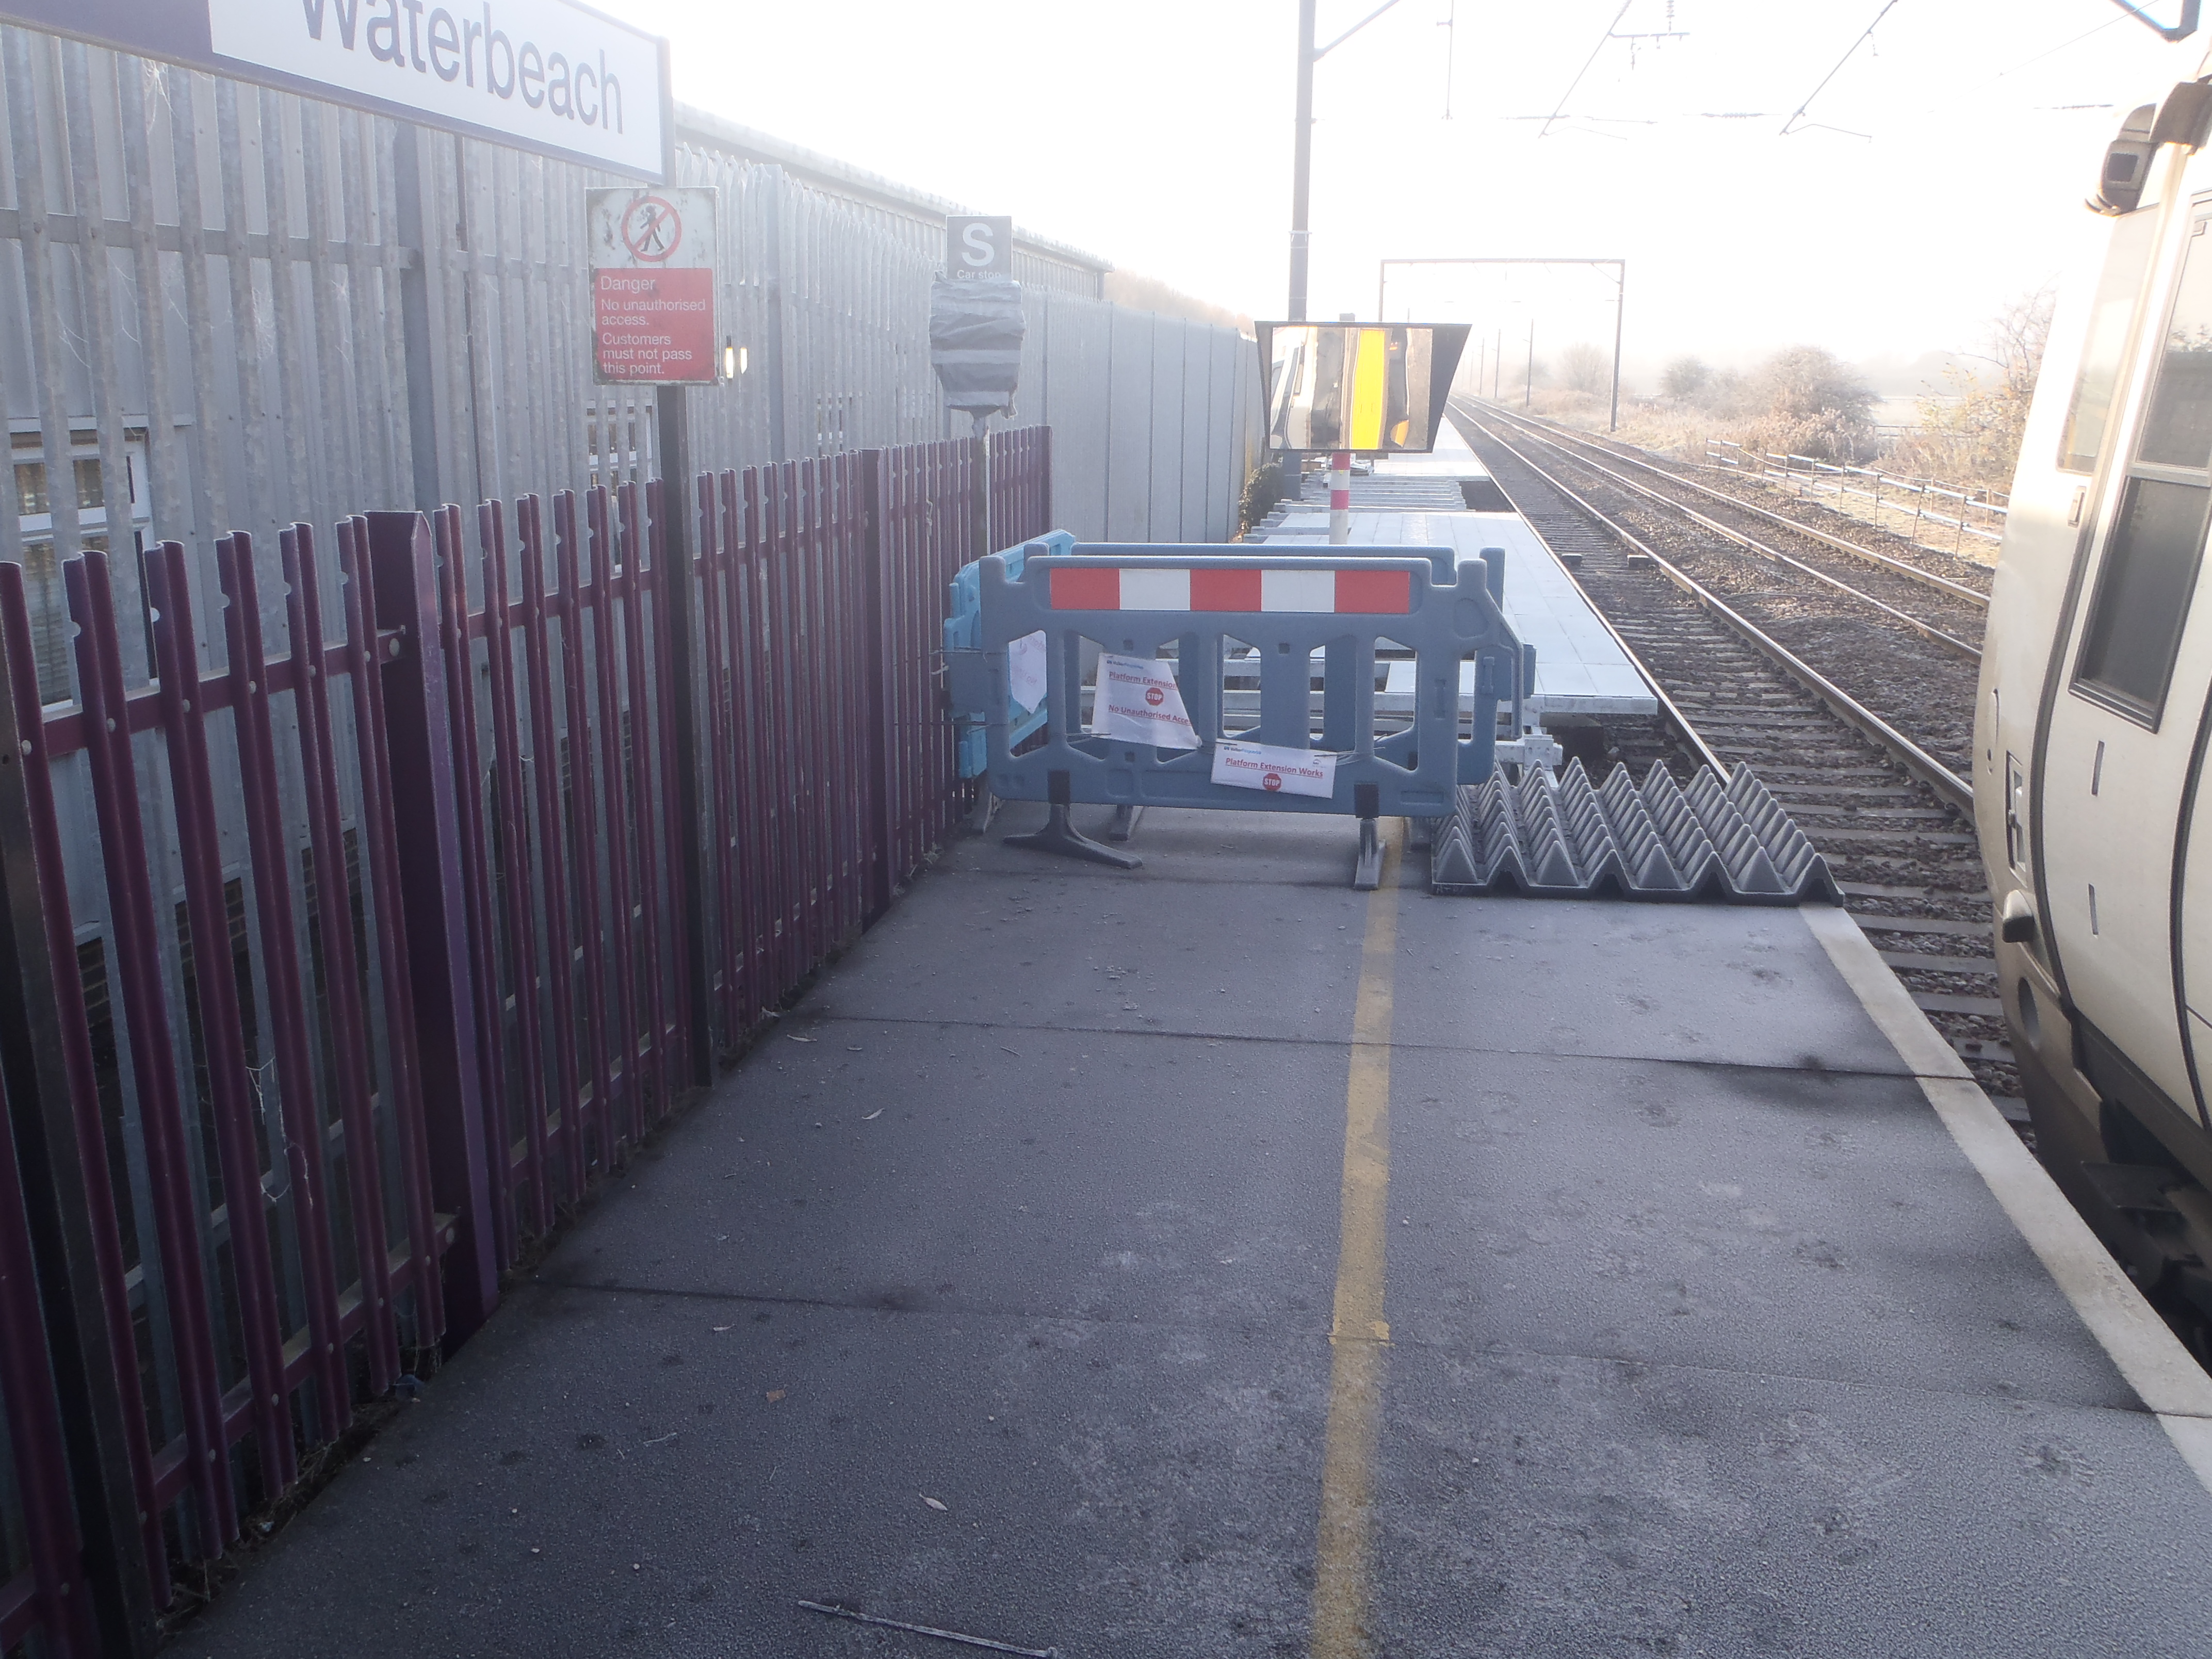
[588,187,718,383]
[946,215,1013,279]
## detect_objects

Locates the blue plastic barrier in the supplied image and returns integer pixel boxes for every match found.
[945,530,1072,778]
[944,540,1526,883]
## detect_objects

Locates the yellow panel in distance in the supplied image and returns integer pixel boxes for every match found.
[1349,328,1388,450]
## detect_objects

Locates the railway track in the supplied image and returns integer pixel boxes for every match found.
[1473,402,1997,606]
[1450,406,2018,1112]
[1464,403,1986,775]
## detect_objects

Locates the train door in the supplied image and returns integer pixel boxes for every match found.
[2176,751,2212,1121]
[2044,202,2212,1125]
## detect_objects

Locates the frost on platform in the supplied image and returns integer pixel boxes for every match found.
[1429,759,1841,905]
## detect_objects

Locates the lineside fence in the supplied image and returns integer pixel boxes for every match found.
[0,429,1044,1657]
[1705,439,2008,555]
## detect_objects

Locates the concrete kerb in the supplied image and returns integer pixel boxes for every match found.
[1801,904,2212,1493]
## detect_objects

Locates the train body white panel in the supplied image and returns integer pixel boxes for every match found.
[1975,54,2212,1298]
[1976,175,2135,1132]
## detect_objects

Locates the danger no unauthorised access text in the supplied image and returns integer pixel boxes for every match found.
[594,268,714,383]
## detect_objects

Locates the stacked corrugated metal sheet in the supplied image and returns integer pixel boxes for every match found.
[1429,759,1840,904]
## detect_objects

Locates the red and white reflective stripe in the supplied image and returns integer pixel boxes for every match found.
[1328,450,1351,513]
[1048,566,1411,614]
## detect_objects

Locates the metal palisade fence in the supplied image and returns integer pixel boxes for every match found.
[0,32,1255,716]
[0,430,1050,1656]
[0,18,1258,1656]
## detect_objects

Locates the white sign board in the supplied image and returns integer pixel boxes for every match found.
[946,215,1013,279]
[587,187,717,383]
[205,0,666,178]
[1095,656,1198,750]
[1212,739,1337,798]
[1007,630,1047,712]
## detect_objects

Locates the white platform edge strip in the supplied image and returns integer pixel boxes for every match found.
[1800,904,2212,1494]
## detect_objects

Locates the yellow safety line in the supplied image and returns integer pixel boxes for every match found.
[1310,820,1402,1658]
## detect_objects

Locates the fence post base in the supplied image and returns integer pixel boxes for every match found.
[860,451,897,924]
[0,604,157,1654]
[363,510,500,1346]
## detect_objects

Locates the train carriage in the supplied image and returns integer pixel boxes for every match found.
[1981,38,2212,1336]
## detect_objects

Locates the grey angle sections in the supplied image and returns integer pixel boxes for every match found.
[1430,760,1841,904]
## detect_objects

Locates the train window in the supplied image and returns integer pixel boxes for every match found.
[2059,212,2159,473]
[2137,217,2212,469]
[2073,475,2209,721]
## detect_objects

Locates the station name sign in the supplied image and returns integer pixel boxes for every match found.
[0,0,666,180]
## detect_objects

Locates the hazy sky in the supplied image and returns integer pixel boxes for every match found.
[623,1,2210,384]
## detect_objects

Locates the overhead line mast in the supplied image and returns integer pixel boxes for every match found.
[1287,0,1405,319]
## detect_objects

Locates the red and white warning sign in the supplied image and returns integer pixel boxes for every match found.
[587,188,718,384]
[1095,655,1199,749]
[1212,738,1337,798]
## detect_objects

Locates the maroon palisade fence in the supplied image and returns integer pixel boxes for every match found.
[0,429,1048,1655]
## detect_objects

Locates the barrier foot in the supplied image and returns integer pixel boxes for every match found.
[1353,816,1383,890]
[1352,783,1383,891]
[969,784,999,833]
[1005,803,1142,870]
[1107,804,1145,843]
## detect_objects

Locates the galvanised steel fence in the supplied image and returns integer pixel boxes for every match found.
[0,430,1046,1658]
[0,27,1251,714]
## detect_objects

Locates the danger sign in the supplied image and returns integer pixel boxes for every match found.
[587,187,718,384]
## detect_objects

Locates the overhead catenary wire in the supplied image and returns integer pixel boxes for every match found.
[1539,0,1637,138]
[1780,0,1903,137]
[1985,9,2128,84]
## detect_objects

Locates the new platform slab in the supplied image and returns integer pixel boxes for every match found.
[1261,505,1657,720]
[187,808,2212,1658]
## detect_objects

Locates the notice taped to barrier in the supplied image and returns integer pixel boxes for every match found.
[1213,738,1336,798]
[1008,630,1047,712]
[1096,655,1199,749]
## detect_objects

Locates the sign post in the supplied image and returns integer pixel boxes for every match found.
[931,215,1022,557]
[587,175,718,1083]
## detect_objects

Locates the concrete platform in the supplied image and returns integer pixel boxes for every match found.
[1262,511,1657,720]
[185,809,2212,1658]
[1268,417,1655,720]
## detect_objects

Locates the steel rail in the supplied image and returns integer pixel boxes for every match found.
[1443,440,1727,775]
[1459,405,1985,662]
[1466,415,1976,818]
[1463,398,1993,609]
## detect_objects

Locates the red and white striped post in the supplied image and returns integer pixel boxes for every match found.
[1328,448,1351,544]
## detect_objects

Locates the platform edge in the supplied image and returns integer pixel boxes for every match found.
[1799,905,2212,1453]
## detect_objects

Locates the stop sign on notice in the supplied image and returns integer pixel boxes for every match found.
[1096,655,1198,749]
[1212,738,1337,799]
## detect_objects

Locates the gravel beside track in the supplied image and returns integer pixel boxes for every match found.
[1464,407,1983,778]
[1451,409,2019,1112]
[1484,404,1999,598]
